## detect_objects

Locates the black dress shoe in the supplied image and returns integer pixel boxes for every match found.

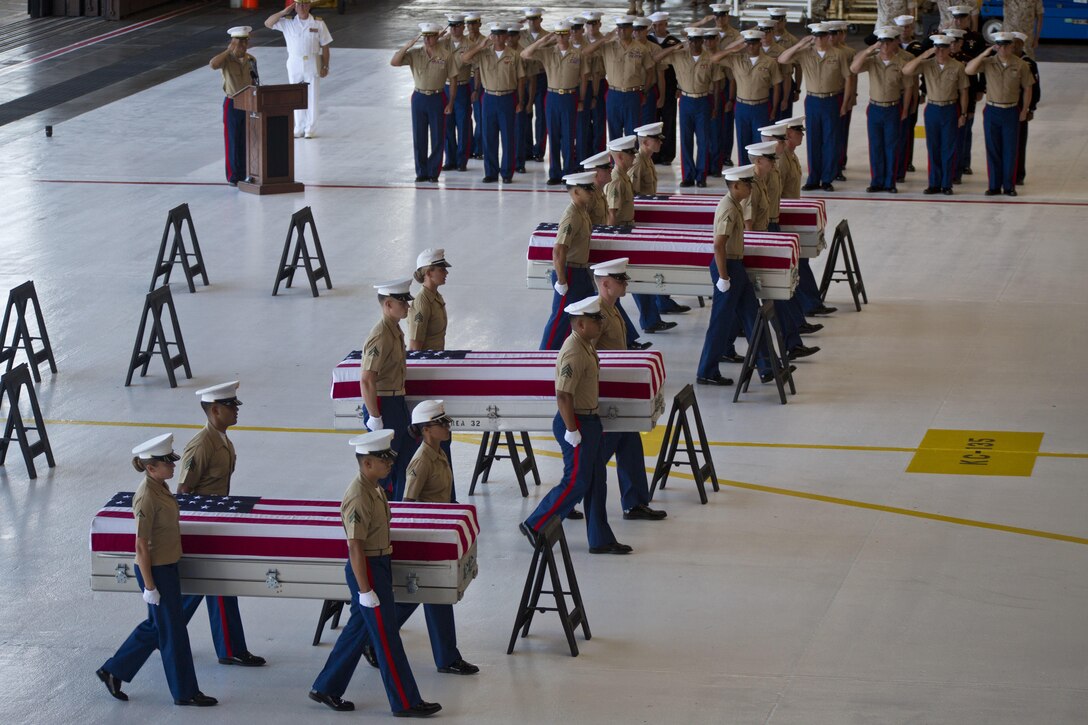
[628,340,653,350]
[923,186,940,194]
[942,187,953,195]
[907,164,916,172]
[895,176,906,183]
[623,504,667,520]
[227,180,238,187]
[801,183,820,191]
[707,170,723,178]
[696,180,707,188]
[719,352,744,363]
[518,522,541,549]
[457,166,467,172]
[809,305,837,316]
[679,179,694,188]
[588,542,633,554]
[660,304,691,314]
[984,188,1000,196]
[1004,189,1017,197]
[820,182,835,191]
[429,176,440,182]
[415,175,428,182]
[175,692,218,707]
[760,364,796,384]
[96,668,127,701]
[566,508,584,520]
[394,702,442,718]
[546,178,563,185]
[887,186,898,193]
[441,164,457,171]
[798,322,823,334]
[362,642,379,669]
[722,159,734,167]
[642,320,677,333]
[697,375,734,386]
[865,185,882,193]
[482,176,497,183]
[963,167,973,175]
[438,659,480,675]
[952,177,962,185]
[502,177,513,183]
[835,173,847,182]
[788,345,820,360]
[219,651,266,667]
[309,690,355,711]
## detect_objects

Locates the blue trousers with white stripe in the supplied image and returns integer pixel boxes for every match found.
[312,558,423,713]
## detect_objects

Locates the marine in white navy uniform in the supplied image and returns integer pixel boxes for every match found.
[97,434,218,707]
[265,1,333,138]
[309,431,442,717]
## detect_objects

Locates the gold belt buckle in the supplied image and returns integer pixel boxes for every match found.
[303,55,309,61]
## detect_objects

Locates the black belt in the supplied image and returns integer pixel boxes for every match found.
[377,390,405,397]
[574,409,600,416]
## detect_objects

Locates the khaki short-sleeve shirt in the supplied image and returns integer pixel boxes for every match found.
[714,194,746,259]
[749,176,770,231]
[221,53,257,96]
[555,203,592,266]
[362,317,407,394]
[796,48,851,94]
[440,37,474,83]
[859,53,910,103]
[665,52,716,95]
[132,476,183,566]
[555,330,600,411]
[600,39,654,88]
[605,167,635,223]
[178,425,236,496]
[341,472,393,555]
[475,49,524,92]
[628,152,658,196]
[722,53,783,100]
[778,150,802,199]
[404,443,453,502]
[408,286,447,350]
[766,167,783,220]
[980,56,1033,104]
[538,46,588,89]
[596,300,627,351]
[587,187,609,225]
[912,58,969,103]
[405,46,458,91]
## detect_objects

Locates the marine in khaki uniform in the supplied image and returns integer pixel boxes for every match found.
[777,24,854,190]
[391,23,458,183]
[711,30,783,165]
[461,24,526,183]
[177,381,264,668]
[209,26,258,186]
[851,26,914,192]
[360,279,416,500]
[522,295,630,555]
[604,134,638,226]
[767,7,801,120]
[408,248,451,351]
[309,431,441,716]
[632,18,666,127]
[439,14,475,172]
[97,434,217,707]
[581,11,608,154]
[903,35,969,193]
[591,258,667,522]
[654,29,717,186]
[540,170,596,350]
[520,8,550,162]
[597,16,656,139]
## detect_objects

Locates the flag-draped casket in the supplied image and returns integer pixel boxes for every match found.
[526,223,799,299]
[90,493,479,604]
[330,350,666,432]
[631,195,827,257]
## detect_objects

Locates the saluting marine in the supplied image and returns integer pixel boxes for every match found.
[462,23,526,184]
[178,381,265,668]
[96,434,218,707]
[598,16,656,139]
[209,26,259,187]
[391,23,459,183]
[903,34,969,195]
[850,26,914,193]
[654,28,717,187]
[308,430,441,717]
[439,14,475,172]
[711,29,783,166]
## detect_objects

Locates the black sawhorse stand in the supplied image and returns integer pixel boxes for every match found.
[312,599,350,646]
[818,219,868,312]
[273,207,333,297]
[0,364,55,479]
[468,431,541,497]
[1,281,57,383]
[734,300,795,405]
[149,203,209,293]
[508,516,590,657]
[649,384,719,505]
[125,286,192,388]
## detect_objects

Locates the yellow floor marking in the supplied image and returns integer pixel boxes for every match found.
[37,419,1088,545]
[907,429,1045,476]
[915,125,926,139]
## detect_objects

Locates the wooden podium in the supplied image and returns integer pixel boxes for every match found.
[232,83,308,195]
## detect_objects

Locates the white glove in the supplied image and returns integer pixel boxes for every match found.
[365,416,384,432]
[358,589,380,608]
[716,277,731,293]
[554,281,569,295]
[142,587,160,606]
[563,429,582,447]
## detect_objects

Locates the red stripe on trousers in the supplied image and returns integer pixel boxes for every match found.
[533,430,581,531]
[222,98,232,181]
[365,558,411,710]
[544,284,569,349]
[217,596,234,658]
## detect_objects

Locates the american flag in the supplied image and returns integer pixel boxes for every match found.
[91,494,479,564]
